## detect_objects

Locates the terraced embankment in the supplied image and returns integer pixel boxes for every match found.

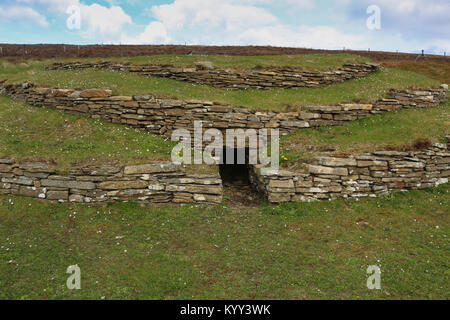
[46,61,380,89]
[0,79,448,204]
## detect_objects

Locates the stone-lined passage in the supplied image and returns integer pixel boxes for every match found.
[250,137,450,203]
[46,61,380,89]
[0,160,222,204]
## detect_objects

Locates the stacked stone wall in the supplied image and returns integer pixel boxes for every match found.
[0,160,222,204]
[250,138,450,203]
[47,61,380,89]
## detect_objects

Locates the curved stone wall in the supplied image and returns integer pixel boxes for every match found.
[0,160,222,204]
[1,81,447,141]
[46,61,380,89]
[0,81,448,204]
[250,137,450,203]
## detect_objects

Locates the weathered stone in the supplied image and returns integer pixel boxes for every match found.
[124,163,178,175]
[0,164,13,172]
[1,176,34,185]
[195,61,215,70]
[308,165,348,176]
[166,177,222,185]
[166,184,222,195]
[318,157,357,167]
[341,104,372,111]
[268,193,293,203]
[98,180,148,190]
[14,186,46,198]
[280,120,310,128]
[109,95,133,101]
[69,194,85,202]
[41,179,95,190]
[0,159,14,164]
[193,194,222,203]
[47,190,69,200]
[80,89,112,98]
[357,160,388,167]
[268,179,294,189]
[19,162,53,173]
[391,161,425,168]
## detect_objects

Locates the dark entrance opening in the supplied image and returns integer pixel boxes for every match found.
[218,147,262,206]
[219,147,250,186]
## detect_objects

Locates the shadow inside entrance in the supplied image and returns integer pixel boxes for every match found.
[219,147,250,186]
[218,147,262,207]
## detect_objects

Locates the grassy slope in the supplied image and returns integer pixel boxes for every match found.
[382,60,450,85]
[44,53,370,71]
[0,58,440,112]
[0,96,176,173]
[0,184,448,299]
[280,100,450,167]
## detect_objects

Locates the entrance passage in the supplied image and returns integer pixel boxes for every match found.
[218,147,263,207]
[219,147,250,186]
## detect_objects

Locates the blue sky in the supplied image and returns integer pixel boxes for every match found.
[0,0,449,54]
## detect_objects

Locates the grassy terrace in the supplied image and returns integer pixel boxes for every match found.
[0,184,448,299]
[0,55,440,112]
[0,96,216,174]
[45,53,370,71]
[280,100,450,169]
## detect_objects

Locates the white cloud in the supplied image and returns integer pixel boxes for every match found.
[121,21,171,44]
[0,5,49,27]
[124,0,366,49]
[234,25,369,49]
[79,3,132,39]
[14,0,132,42]
[151,0,278,31]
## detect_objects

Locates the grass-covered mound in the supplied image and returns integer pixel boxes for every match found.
[280,100,450,168]
[0,55,440,112]
[0,96,177,173]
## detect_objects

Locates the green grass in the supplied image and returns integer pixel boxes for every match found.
[0,95,177,173]
[46,53,370,71]
[280,100,450,168]
[0,58,440,112]
[0,184,448,299]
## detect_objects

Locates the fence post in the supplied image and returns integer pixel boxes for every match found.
[0,47,2,55]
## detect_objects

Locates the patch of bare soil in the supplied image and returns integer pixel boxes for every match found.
[223,183,263,209]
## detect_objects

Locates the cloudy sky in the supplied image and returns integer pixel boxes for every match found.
[0,0,449,54]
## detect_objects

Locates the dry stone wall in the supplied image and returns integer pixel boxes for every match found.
[250,137,450,203]
[0,80,448,204]
[47,61,380,89]
[0,160,222,204]
[0,81,447,142]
